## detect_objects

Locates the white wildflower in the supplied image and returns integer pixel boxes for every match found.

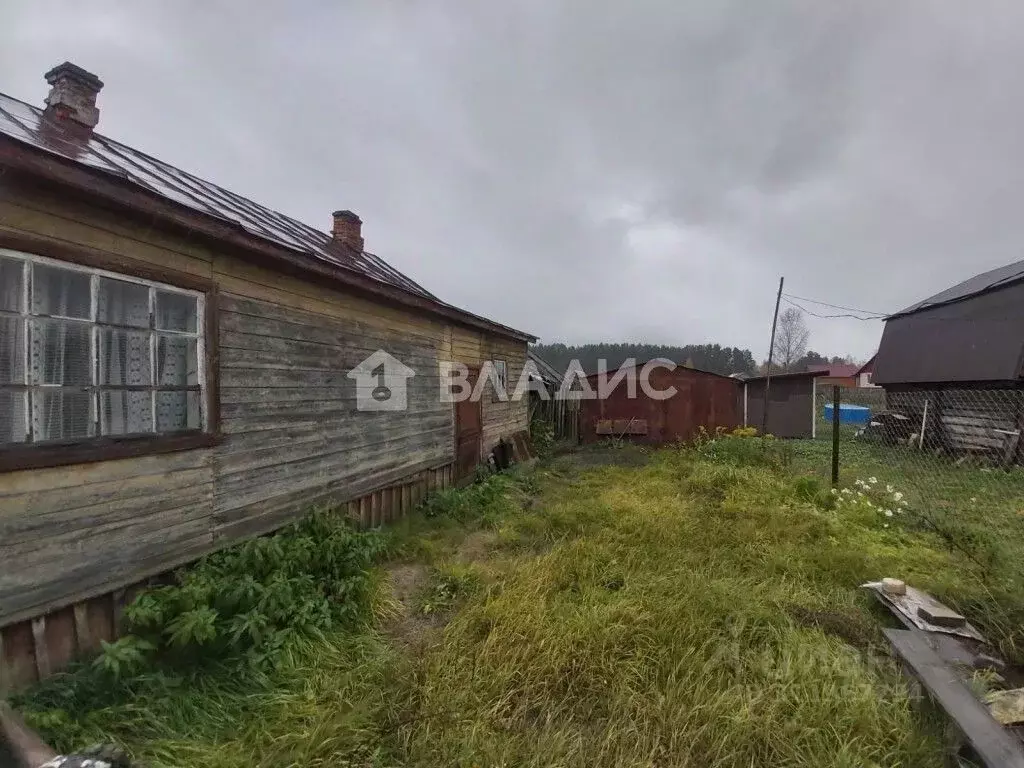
[857,491,864,497]
[893,492,903,502]
[869,476,878,484]
[866,500,874,508]
[884,509,894,517]
[886,484,894,493]
[842,488,852,495]
[830,488,838,495]
[970,497,977,504]
[883,523,890,528]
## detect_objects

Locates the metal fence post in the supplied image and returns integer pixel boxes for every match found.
[831,385,841,486]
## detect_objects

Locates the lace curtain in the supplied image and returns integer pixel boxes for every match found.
[0,254,203,445]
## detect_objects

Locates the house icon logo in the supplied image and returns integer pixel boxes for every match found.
[348,350,416,411]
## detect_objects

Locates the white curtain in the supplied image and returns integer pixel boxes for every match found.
[30,264,92,441]
[98,278,151,435]
[0,257,25,443]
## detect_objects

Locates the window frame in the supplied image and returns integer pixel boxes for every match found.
[0,236,220,473]
[492,359,508,402]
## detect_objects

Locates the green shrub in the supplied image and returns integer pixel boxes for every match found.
[94,509,385,681]
[696,432,792,470]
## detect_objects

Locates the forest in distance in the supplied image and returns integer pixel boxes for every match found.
[530,343,757,377]
[531,342,860,378]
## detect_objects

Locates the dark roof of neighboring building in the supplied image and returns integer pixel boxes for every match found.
[807,363,859,378]
[0,90,535,342]
[889,259,1024,319]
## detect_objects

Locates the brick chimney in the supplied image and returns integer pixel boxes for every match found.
[43,62,103,137]
[331,210,364,252]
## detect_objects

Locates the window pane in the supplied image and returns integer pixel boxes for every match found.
[0,257,24,312]
[0,317,25,385]
[155,291,197,333]
[99,329,151,385]
[31,389,93,441]
[101,390,153,435]
[0,391,27,443]
[98,278,150,328]
[157,335,199,386]
[156,390,201,432]
[31,264,91,319]
[30,319,92,385]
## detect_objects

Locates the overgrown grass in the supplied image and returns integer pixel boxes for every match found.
[20,440,1009,766]
[791,437,1024,664]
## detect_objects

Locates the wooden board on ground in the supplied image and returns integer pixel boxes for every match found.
[883,628,1024,768]
[595,419,648,436]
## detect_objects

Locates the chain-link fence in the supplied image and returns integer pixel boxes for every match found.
[800,384,1024,579]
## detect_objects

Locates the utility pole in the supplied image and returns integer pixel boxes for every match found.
[762,276,784,434]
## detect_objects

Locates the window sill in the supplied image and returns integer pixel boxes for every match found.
[0,432,223,473]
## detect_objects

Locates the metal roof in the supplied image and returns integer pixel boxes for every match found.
[891,259,1024,318]
[526,350,564,385]
[0,91,436,301]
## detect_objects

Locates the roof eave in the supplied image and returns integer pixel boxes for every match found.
[743,370,829,383]
[0,134,536,343]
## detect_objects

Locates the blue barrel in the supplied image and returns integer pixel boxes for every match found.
[823,403,871,425]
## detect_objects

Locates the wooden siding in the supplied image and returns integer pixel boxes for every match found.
[481,335,529,453]
[0,184,527,643]
[214,290,453,541]
[0,464,453,694]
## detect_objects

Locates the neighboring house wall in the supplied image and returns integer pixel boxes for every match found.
[0,184,527,684]
[858,372,877,388]
[816,375,858,389]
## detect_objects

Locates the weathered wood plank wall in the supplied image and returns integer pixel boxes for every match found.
[0,183,528,683]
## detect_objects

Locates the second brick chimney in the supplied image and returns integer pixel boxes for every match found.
[43,62,103,137]
[331,210,364,252]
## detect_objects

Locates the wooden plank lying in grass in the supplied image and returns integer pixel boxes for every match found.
[883,628,1024,768]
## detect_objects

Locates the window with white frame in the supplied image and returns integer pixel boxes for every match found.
[0,250,206,446]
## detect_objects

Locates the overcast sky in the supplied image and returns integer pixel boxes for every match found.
[3,1,1021,361]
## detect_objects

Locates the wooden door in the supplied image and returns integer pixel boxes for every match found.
[455,366,482,480]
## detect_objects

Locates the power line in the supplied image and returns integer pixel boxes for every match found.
[781,296,885,321]
[781,293,888,318]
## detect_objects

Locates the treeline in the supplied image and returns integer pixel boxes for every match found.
[531,343,757,377]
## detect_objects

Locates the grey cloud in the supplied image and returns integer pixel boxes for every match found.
[4,0,1023,360]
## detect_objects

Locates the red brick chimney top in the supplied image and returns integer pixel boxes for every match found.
[331,210,364,252]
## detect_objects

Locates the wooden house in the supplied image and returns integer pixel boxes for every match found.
[0,62,533,686]
[873,260,1024,458]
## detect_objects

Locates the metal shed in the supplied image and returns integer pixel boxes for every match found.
[579,362,741,444]
[742,371,827,439]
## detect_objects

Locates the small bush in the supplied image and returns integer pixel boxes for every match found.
[695,429,792,471]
